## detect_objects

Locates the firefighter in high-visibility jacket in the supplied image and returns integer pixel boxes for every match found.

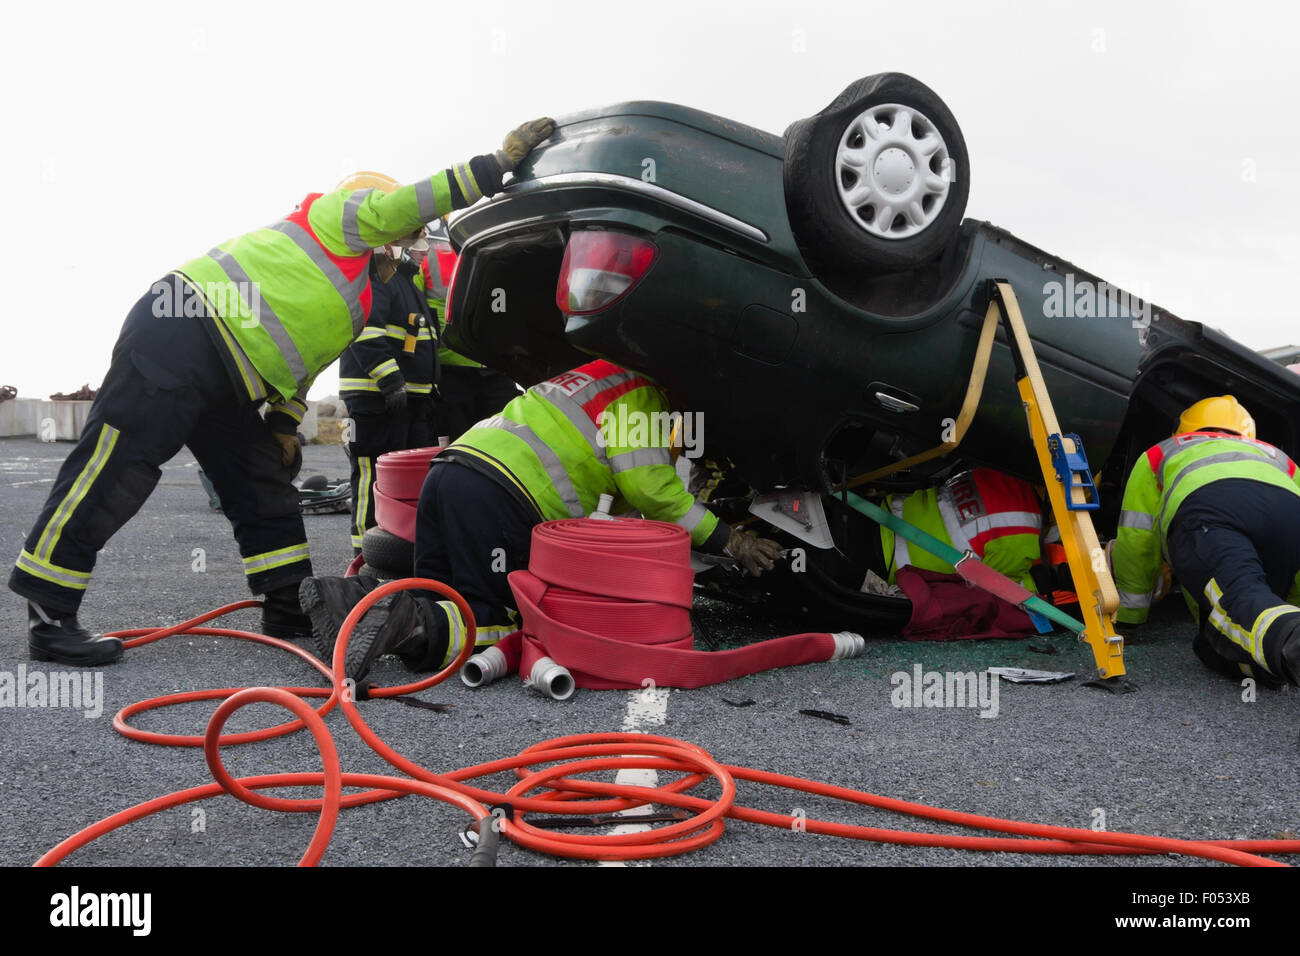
[420,230,521,442]
[8,118,556,666]
[299,359,783,681]
[877,467,1046,591]
[1110,395,1300,686]
[340,214,438,554]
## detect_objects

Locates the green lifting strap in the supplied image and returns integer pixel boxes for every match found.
[842,490,1085,635]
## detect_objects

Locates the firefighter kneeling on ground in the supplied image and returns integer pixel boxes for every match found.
[341,201,438,555]
[299,359,783,682]
[1109,395,1300,686]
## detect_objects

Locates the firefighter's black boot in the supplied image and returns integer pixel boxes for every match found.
[261,583,313,642]
[338,591,437,684]
[1276,616,1300,686]
[27,602,123,666]
[298,574,389,670]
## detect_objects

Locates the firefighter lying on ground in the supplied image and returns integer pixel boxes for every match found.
[866,466,1055,594]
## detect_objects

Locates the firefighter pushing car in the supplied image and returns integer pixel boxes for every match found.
[9,119,556,666]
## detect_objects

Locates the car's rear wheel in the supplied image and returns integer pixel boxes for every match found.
[784,73,970,276]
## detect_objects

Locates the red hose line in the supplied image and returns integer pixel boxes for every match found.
[112,625,338,747]
[205,687,343,865]
[33,582,1300,866]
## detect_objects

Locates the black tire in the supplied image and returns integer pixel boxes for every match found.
[360,527,414,575]
[783,72,970,276]
[761,546,913,634]
[786,551,913,633]
[299,474,329,491]
[359,563,395,581]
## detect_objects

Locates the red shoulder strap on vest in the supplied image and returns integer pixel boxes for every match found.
[284,193,373,318]
[1145,445,1164,479]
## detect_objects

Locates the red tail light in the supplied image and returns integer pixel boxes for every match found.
[443,248,462,326]
[556,231,657,316]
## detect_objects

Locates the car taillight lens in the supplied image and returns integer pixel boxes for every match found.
[443,249,462,326]
[556,230,657,316]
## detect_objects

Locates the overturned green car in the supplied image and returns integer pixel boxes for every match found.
[443,73,1300,625]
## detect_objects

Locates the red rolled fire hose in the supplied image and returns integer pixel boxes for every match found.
[497,518,861,689]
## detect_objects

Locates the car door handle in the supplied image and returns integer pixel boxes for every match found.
[874,390,920,413]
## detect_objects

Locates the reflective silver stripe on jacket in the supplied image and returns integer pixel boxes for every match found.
[481,415,585,518]
[891,496,911,570]
[566,370,640,406]
[1155,435,1288,489]
[1157,449,1294,546]
[532,380,610,466]
[676,500,709,533]
[425,268,447,299]
[341,188,376,253]
[610,447,672,474]
[270,220,368,336]
[1116,587,1152,609]
[936,488,1041,557]
[206,248,309,383]
[970,511,1042,534]
[935,492,973,554]
[1118,510,1155,530]
[414,178,438,220]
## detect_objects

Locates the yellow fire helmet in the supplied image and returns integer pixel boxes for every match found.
[1175,395,1256,440]
[335,170,400,193]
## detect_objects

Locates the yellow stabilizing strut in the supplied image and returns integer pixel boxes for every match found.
[990,281,1124,679]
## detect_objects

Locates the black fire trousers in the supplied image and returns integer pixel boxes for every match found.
[413,460,538,650]
[345,396,433,553]
[1167,479,1300,684]
[9,278,311,614]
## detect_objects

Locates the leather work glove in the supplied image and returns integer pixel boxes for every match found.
[273,432,302,480]
[1153,562,1174,603]
[377,372,408,412]
[726,528,783,576]
[495,117,556,173]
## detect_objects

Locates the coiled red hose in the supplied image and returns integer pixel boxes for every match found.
[31,580,1300,866]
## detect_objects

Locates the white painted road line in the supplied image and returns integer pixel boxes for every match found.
[598,684,671,867]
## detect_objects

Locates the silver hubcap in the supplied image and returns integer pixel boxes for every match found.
[835,103,953,240]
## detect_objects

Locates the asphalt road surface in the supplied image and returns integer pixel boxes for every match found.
[2,436,1298,869]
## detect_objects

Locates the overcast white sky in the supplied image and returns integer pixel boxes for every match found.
[4,0,1298,399]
